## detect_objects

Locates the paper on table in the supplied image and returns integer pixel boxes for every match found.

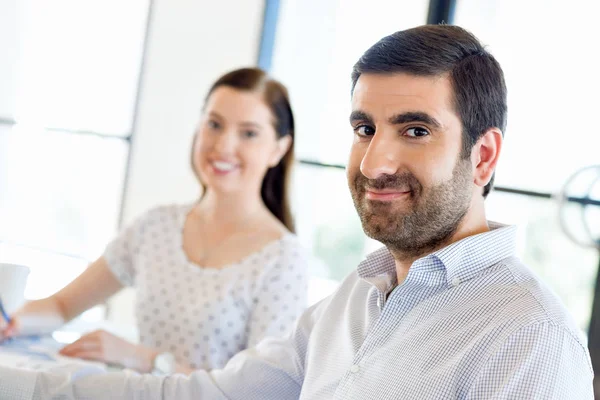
[0,338,107,372]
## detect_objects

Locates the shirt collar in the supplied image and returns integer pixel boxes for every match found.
[357,222,518,292]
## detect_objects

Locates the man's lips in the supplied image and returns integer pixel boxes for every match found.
[365,188,411,201]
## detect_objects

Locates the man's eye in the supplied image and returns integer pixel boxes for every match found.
[354,125,375,136]
[405,127,429,137]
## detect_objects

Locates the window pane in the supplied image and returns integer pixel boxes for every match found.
[0,124,127,259]
[0,241,105,325]
[0,242,88,299]
[292,164,381,283]
[0,0,20,120]
[293,163,598,329]
[272,0,429,165]
[486,190,598,333]
[454,0,600,193]
[0,0,149,136]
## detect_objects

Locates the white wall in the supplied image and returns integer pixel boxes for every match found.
[108,0,265,327]
[123,0,265,223]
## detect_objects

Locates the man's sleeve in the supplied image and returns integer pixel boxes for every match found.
[466,322,594,399]
[0,366,37,399]
[0,300,322,400]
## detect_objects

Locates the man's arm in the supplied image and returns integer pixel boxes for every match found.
[466,322,593,399]
[0,300,322,400]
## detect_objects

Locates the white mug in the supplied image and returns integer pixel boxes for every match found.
[0,263,30,314]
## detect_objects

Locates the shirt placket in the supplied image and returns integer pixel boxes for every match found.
[332,285,412,399]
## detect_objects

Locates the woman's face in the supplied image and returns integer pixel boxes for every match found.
[192,86,291,196]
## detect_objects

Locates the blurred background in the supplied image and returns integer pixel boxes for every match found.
[0,0,599,377]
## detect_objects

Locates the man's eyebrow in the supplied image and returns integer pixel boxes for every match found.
[388,112,442,129]
[349,110,374,125]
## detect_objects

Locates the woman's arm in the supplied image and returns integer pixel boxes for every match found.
[58,328,196,374]
[0,257,123,339]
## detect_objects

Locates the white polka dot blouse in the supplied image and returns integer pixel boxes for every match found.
[103,204,310,370]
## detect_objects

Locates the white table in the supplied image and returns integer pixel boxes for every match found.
[0,318,135,373]
[0,335,107,373]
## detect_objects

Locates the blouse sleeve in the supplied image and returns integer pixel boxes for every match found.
[102,207,156,287]
[246,238,310,348]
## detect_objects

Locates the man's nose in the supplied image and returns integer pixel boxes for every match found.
[360,131,401,180]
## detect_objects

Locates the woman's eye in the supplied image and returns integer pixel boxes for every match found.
[243,130,258,138]
[354,125,375,137]
[207,120,220,130]
[405,127,429,138]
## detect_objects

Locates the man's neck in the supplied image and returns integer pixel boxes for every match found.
[393,208,490,285]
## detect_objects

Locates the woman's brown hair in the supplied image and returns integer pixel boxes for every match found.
[192,67,296,232]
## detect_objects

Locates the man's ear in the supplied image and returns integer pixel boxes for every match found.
[268,135,292,167]
[471,128,503,189]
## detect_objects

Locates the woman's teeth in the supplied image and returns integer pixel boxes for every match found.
[212,161,236,172]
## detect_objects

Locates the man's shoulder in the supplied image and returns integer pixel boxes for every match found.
[304,269,372,321]
[474,256,585,342]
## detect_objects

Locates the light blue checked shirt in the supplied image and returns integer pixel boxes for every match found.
[0,223,593,399]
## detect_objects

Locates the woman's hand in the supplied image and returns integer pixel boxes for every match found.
[59,329,158,372]
[0,313,21,342]
[0,299,68,342]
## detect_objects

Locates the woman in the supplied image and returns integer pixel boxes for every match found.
[0,68,309,374]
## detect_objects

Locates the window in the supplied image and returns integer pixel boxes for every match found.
[454,0,600,334]
[2,0,149,135]
[0,125,128,259]
[0,0,150,313]
[486,191,598,332]
[273,0,600,329]
[272,0,430,166]
[292,164,365,281]
[273,0,429,293]
[455,0,600,193]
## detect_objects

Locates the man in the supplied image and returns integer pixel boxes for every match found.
[0,24,593,399]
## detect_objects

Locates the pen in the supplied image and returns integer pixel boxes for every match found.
[0,296,11,325]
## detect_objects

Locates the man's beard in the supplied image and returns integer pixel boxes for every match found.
[349,158,473,259]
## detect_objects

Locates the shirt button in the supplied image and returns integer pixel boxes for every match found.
[350,364,360,373]
[451,277,461,287]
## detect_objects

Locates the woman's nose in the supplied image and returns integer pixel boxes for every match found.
[213,131,237,155]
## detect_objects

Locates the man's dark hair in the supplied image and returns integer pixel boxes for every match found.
[351,25,507,198]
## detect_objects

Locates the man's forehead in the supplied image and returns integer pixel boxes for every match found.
[351,73,453,115]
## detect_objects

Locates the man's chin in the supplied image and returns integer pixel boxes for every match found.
[362,198,414,214]
[361,220,398,241]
